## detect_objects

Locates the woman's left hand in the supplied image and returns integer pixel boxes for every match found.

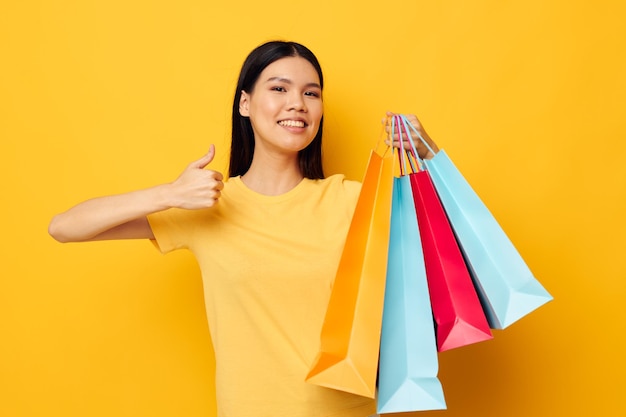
[383,111,439,159]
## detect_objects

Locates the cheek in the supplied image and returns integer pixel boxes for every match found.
[310,103,324,123]
[249,95,281,117]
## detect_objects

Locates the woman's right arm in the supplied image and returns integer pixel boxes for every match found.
[48,145,224,243]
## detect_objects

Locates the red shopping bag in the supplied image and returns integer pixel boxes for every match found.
[394,115,492,351]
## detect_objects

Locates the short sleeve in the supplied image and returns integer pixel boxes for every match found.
[147,208,193,254]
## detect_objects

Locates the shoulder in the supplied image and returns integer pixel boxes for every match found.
[305,174,361,209]
[308,174,360,194]
[312,174,361,191]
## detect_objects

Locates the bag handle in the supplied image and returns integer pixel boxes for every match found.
[376,121,393,157]
[390,116,407,176]
[391,115,424,176]
[396,114,437,164]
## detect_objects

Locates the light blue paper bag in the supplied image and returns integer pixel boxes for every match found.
[399,115,553,329]
[377,175,446,414]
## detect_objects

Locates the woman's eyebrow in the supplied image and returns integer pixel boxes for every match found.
[265,77,321,89]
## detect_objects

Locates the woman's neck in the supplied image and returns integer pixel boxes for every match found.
[240,153,304,196]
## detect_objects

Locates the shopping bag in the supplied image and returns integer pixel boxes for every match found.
[398,114,553,329]
[306,144,394,398]
[395,116,492,351]
[377,171,446,413]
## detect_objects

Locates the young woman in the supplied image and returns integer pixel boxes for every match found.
[49,41,438,417]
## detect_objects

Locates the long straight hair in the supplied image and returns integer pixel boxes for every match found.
[229,41,325,179]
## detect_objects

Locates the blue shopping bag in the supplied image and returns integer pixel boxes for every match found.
[377,173,446,414]
[398,114,553,329]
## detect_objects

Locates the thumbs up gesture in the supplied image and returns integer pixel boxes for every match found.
[170,145,224,209]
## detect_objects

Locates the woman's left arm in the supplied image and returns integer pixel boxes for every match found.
[384,111,440,159]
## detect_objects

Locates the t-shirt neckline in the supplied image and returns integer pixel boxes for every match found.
[229,176,313,203]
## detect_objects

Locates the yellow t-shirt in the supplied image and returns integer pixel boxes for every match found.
[148,175,376,417]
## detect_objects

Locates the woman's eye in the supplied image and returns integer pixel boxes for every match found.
[271,86,286,92]
[305,91,321,98]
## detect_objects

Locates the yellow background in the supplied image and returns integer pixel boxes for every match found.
[2,1,625,416]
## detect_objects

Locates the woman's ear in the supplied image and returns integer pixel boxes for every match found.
[239,91,250,117]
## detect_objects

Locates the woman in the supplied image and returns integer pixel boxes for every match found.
[49,41,438,417]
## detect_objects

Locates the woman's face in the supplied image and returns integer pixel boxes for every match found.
[239,56,323,156]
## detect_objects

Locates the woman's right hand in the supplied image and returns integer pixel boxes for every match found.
[169,144,224,210]
[49,145,224,242]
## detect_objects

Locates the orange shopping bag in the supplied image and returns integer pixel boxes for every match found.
[306,144,393,398]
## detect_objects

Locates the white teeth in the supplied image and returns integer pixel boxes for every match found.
[278,120,305,127]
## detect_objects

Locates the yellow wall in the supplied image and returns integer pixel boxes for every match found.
[2,1,625,416]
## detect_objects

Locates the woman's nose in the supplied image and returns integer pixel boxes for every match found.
[287,93,307,112]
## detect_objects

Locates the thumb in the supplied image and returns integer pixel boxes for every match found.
[189,144,215,169]
[382,111,396,125]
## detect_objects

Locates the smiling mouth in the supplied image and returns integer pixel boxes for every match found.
[278,120,306,128]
